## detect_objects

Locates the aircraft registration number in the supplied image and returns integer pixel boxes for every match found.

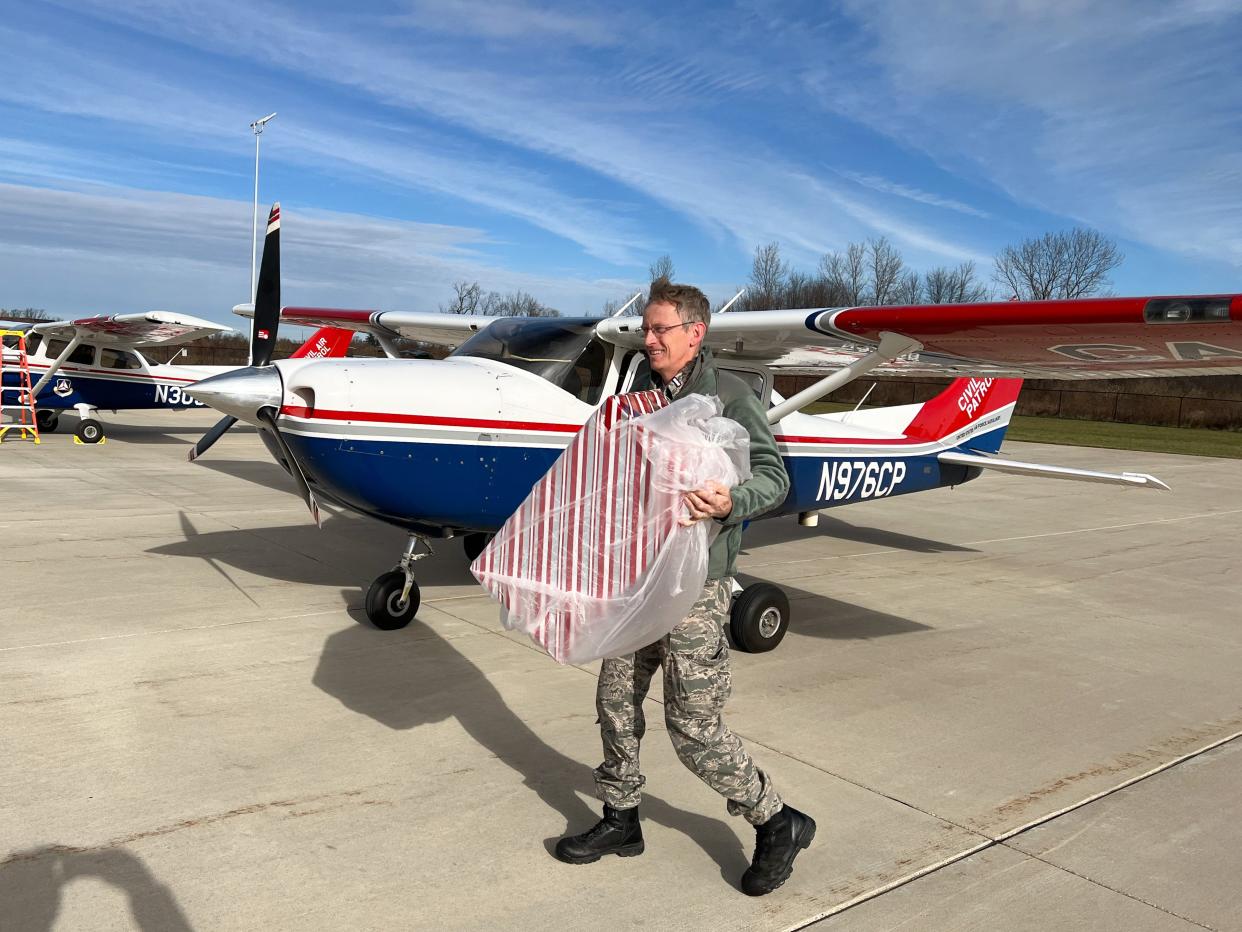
[153,384,204,406]
[816,459,907,503]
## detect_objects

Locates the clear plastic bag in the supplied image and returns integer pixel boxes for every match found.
[472,392,751,664]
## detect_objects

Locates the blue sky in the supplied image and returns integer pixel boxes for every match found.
[1,0,1240,329]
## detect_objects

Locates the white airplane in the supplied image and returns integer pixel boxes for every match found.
[1,311,353,443]
[187,204,1242,650]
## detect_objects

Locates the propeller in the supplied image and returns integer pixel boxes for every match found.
[258,408,321,527]
[186,202,282,462]
[186,203,322,525]
[186,414,237,462]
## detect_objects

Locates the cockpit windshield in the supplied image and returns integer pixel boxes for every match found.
[450,318,611,404]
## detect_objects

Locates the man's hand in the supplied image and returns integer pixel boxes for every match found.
[679,481,732,527]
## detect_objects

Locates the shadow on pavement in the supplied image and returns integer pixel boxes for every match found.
[742,512,977,555]
[147,513,477,590]
[74,419,246,446]
[189,458,303,497]
[0,846,194,932]
[312,609,750,885]
[736,574,933,641]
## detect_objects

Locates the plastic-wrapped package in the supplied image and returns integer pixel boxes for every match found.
[471,391,751,664]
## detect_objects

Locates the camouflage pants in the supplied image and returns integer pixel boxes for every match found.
[593,578,783,825]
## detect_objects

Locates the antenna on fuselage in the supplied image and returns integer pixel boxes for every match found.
[716,288,745,313]
[609,291,643,318]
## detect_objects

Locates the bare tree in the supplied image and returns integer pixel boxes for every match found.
[490,290,559,318]
[819,242,867,305]
[894,270,923,305]
[441,281,482,315]
[925,261,991,304]
[440,282,558,317]
[993,228,1122,300]
[648,254,675,284]
[867,236,905,305]
[0,307,55,322]
[749,242,789,308]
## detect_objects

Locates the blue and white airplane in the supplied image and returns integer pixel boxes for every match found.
[1,312,353,443]
[187,204,1242,650]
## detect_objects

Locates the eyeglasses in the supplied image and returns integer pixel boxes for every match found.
[638,322,694,336]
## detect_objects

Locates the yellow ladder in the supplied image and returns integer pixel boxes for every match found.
[0,329,40,444]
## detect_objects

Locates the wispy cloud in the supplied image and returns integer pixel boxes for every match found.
[0,20,653,265]
[826,0,1242,266]
[386,0,621,46]
[837,170,990,218]
[39,0,986,267]
[0,182,632,317]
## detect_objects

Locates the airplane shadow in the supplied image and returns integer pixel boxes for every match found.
[0,845,194,932]
[736,574,932,640]
[311,600,751,885]
[742,512,978,555]
[147,513,478,590]
[149,512,929,642]
[65,420,250,446]
[192,458,305,497]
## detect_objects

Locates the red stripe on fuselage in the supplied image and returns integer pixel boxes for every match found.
[279,405,581,434]
[27,362,200,384]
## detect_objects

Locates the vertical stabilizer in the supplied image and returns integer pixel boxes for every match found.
[903,377,1023,453]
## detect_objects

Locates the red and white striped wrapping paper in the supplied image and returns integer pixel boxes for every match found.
[471,391,749,664]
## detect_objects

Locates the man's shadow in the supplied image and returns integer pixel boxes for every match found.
[0,845,193,932]
[311,598,751,884]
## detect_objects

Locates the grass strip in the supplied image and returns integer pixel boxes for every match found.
[805,402,1242,459]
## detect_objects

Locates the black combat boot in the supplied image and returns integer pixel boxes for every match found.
[554,805,644,864]
[740,804,816,896]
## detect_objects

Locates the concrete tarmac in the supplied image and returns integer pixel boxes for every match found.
[1,410,1240,931]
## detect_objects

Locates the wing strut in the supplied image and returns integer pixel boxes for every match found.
[29,335,84,398]
[767,331,922,424]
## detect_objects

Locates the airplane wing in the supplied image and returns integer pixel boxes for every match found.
[594,294,1242,379]
[270,307,490,349]
[32,311,232,347]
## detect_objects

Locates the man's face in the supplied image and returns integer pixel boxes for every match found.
[642,300,702,381]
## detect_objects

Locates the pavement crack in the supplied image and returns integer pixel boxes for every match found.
[999,845,1217,931]
[785,729,1242,931]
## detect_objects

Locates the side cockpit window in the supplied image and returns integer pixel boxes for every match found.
[45,339,96,365]
[451,318,613,403]
[100,348,142,370]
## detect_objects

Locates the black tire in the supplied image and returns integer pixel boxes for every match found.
[364,570,420,630]
[463,532,493,563]
[729,583,791,653]
[36,410,60,433]
[75,418,104,444]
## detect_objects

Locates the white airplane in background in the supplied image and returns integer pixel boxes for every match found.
[1,312,353,443]
[187,204,1242,650]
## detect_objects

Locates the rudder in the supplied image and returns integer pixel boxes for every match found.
[903,377,1023,453]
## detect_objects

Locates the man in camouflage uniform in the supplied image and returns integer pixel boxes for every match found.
[554,279,816,897]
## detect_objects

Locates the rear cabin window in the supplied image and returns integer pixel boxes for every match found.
[45,340,97,366]
[100,348,143,370]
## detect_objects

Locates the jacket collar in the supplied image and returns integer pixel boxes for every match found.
[651,349,716,400]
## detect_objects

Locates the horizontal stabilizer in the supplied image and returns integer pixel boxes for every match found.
[938,450,1170,490]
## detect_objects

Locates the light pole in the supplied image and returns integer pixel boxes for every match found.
[249,112,277,302]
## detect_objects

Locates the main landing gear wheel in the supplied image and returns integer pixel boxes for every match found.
[36,410,59,433]
[365,571,421,630]
[462,533,493,562]
[75,418,104,444]
[729,583,791,654]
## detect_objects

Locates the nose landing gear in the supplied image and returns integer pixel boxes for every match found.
[364,533,432,630]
